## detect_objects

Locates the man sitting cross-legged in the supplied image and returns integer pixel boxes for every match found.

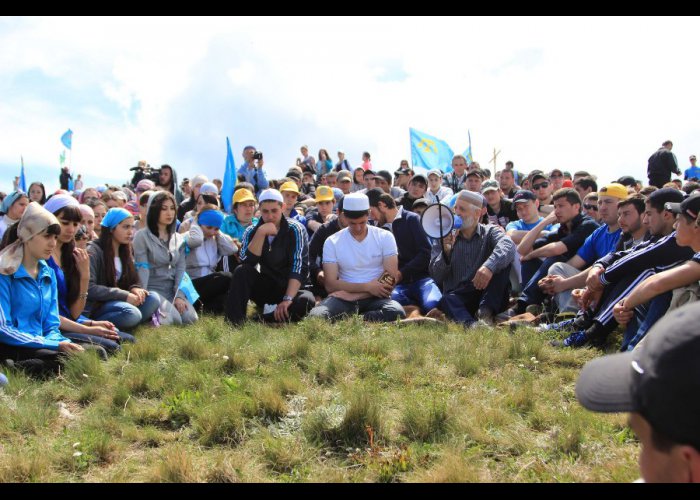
[308,193,406,322]
[429,190,516,326]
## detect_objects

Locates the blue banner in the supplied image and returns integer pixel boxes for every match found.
[179,272,200,305]
[61,129,73,150]
[409,128,454,172]
[221,136,237,213]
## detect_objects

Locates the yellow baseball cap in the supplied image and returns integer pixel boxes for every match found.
[598,183,628,200]
[233,188,256,204]
[315,185,334,202]
[280,181,300,194]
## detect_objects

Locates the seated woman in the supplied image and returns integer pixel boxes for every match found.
[79,203,98,241]
[85,199,107,238]
[133,191,198,325]
[86,207,161,330]
[0,202,87,375]
[179,182,221,233]
[44,195,134,355]
[185,204,236,314]
[0,191,30,241]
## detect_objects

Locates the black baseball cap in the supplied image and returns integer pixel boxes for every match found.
[512,190,537,203]
[411,198,430,210]
[665,192,700,219]
[410,174,427,186]
[576,301,700,451]
[373,170,392,184]
[365,187,385,207]
[648,187,684,208]
[394,167,412,176]
[617,175,636,187]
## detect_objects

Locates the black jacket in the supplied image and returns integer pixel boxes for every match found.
[240,216,310,289]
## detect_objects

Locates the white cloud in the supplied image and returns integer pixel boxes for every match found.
[1,16,698,194]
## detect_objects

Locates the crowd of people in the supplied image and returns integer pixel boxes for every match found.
[1,140,699,481]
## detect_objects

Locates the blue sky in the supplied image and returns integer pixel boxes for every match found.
[1,16,698,194]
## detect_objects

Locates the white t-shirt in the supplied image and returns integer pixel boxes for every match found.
[114,257,123,282]
[323,225,397,283]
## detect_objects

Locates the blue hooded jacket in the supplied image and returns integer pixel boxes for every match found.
[0,260,70,350]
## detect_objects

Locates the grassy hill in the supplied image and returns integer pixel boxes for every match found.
[0,316,639,482]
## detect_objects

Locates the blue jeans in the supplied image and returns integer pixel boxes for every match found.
[621,292,672,351]
[391,277,443,314]
[440,266,511,326]
[63,331,135,355]
[91,292,161,330]
[519,256,566,307]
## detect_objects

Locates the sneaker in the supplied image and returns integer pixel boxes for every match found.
[537,317,577,333]
[550,330,589,348]
[467,319,492,330]
[476,307,494,326]
[525,304,542,316]
[262,304,278,315]
[495,308,518,322]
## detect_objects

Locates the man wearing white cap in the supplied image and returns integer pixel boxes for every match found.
[308,193,406,322]
[425,169,453,205]
[429,190,516,326]
[225,189,315,325]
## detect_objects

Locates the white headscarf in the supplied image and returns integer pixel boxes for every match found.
[0,202,59,275]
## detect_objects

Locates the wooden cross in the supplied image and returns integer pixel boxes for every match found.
[489,147,501,169]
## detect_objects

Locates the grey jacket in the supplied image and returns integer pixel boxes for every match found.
[133,228,187,303]
[85,241,141,317]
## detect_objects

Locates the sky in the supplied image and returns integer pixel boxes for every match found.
[1,16,698,195]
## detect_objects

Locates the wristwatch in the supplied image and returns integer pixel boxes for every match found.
[282,295,294,302]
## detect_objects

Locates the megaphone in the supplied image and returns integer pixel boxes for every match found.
[420,203,463,239]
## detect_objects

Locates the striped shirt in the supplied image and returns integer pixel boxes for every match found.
[429,223,516,293]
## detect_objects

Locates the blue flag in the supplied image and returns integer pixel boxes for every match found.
[61,129,73,150]
[19,156,27,192]
[179,272,200,305]
[409,128,454,172]
[463,130,473,164]
[68,176,74,192]
[221,136,237,213]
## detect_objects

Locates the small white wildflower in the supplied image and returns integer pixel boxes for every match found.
[72,442,81,448]
[82,373,89,379]
[73,451,83,458]
[530,357,537,362]
[214,353,220,357]
[533,360,539,364]
[222,355,230,361]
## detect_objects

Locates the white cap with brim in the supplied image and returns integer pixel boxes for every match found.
[427,169,443,178]
[258,189,284,204]
[342,193,370,212]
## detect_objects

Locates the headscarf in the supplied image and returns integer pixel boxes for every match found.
[0,202,59,275]
[1,191,27,214]
[198,209,224,229]
[101,207,133,229]
[44,193,80,215]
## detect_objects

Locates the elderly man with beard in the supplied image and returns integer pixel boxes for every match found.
[429,190,516,326]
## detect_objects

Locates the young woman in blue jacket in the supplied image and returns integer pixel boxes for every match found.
[0,202,86,375]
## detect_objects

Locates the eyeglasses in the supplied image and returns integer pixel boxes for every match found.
[532,182,549,190]
[583,204,598,211]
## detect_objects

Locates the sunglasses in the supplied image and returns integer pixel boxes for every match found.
[532,182,550,190]
[583,204,599,211]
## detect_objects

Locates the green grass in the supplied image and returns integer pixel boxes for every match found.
[0,316,639,482]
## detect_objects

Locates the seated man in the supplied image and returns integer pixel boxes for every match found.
[373,170,405,199]
[308,196,347,300]
[553,188,693,348]
[505,188,599,318]
[366,188,441,314]
[305,185,336,239]
[280,181,308,227]
[482,180,517,230]
[219,187,259,272]
[530,172,554,216]
[537,184,628,313]
[308,193,406,322]
[429,191,516,326]
[225,189,315,325]
[395,174,427,212]
[613,192,700,351]
[465,169,483,193]
[425,169,454,204]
